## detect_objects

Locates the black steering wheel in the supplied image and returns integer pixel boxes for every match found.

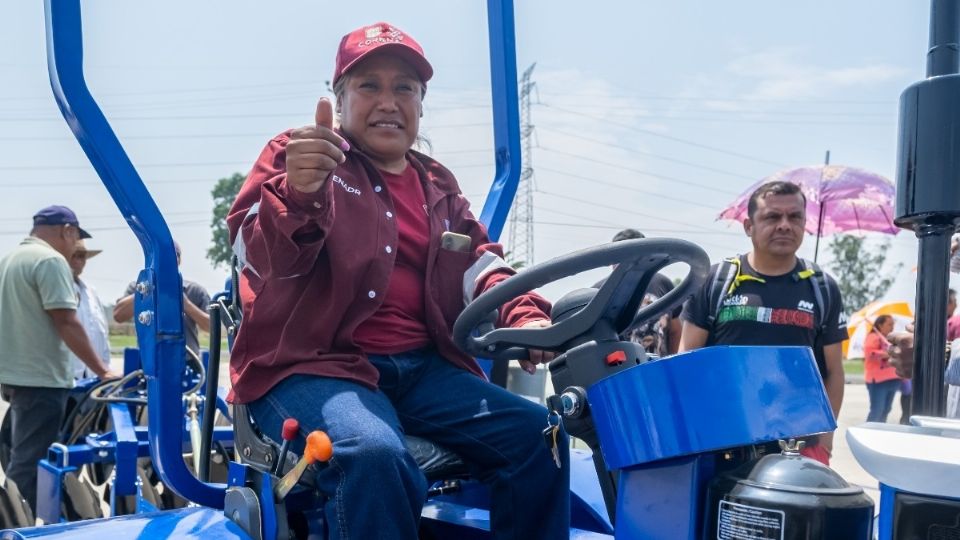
[453,238,710,361]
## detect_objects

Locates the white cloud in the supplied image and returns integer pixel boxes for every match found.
[727,49,904,103]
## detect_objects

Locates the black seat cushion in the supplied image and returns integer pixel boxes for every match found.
[404,435,469,481]
[235,403,468,482]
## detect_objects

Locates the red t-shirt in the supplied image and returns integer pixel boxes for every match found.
[353,163,432,353]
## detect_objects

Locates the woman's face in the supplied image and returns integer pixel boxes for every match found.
[339,53,423,171]
[879,318,895,335]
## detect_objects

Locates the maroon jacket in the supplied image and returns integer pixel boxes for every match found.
[227,131,551,404]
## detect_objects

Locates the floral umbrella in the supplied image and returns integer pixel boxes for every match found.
[719,164,899,261]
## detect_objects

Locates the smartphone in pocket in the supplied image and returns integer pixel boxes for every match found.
[440,231,472,253]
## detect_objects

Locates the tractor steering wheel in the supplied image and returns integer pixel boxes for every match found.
[453,238,710,361]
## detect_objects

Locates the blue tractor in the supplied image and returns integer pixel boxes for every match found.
[2,0,960,538]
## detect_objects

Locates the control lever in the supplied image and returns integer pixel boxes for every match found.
[274,430,333,500]
[273,418,300,475]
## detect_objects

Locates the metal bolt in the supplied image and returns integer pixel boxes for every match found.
[98,449,108,458]
[778,438,805,456]
[137,310,154,326]
[135,281,152,295]
[242,446,251,458]
[265,453,273,464]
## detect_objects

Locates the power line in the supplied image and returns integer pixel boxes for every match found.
[536,189,732,236]
[537,166,718,210]
[538,103,789,168]
[0,161,248,171]
[0,209,209,223]
[0,177,223,187]
[550,104,894,118]
[535,88,895,106]
[0,218,210,236]
[532,219,742,236]
[546,113,889,127]
[539,127,758,181]
[535,205,630,228]
[538,146,741,196]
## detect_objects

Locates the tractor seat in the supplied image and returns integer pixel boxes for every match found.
[233,403,469,482]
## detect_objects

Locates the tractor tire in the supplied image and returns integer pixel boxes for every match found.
[0,479,34,529]
[61,472,103,522]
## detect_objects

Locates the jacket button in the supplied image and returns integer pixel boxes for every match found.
[385,246,392,254]
[313,202,322,209]
[368,290,376,298]
[386,211,393,218]
[375,185,383,193]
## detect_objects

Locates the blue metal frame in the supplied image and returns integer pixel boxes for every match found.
[588,345,836,539]
[4,507,252,540]
[478,0,522,241]
[44,0,221,509]
[588,346,836,469]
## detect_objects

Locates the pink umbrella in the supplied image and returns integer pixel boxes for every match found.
[718,162,899,261]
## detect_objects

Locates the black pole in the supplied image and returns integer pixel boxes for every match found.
[895,0,960,417]
[813,150,830,263]
[913,0,960,416]
[913,225,951,416]
[927,0,960,77]
[198,298,224,482]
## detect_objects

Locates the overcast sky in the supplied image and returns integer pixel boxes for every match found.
[0,1,941,310]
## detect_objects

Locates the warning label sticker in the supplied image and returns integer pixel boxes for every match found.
[717,500,784,540]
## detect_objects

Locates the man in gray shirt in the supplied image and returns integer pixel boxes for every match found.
[113,241,211,357]
[0,206,118,512]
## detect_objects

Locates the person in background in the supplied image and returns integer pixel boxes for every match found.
[863,314,900,423]
[65,239,110,379]
[113,240,211,359]
[680,181,846,466]
[593,228,681,357]
[947,288,959,341]
[890,289,959,422]
[0,206,118,512]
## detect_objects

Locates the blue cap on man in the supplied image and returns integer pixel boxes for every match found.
[32,205,92,239]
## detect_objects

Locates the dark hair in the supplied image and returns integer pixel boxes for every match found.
[612,229,645,242]
[873,314,893,333]
[747,181,806,219]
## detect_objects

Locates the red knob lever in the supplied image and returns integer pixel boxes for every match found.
[281,418,300,441]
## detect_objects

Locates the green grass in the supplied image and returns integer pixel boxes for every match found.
[109,333,228,353]
[109,334,138,350]
[843,358,864,376]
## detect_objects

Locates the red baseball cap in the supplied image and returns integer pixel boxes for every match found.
[332,22,433,87]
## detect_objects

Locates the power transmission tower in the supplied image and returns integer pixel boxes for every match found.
[507,63,537,267]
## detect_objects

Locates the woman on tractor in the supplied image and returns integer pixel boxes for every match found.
[227,22,569,540]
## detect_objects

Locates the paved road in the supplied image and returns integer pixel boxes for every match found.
[0,359,901,511]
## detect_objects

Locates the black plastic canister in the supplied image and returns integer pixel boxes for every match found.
[703,442,874,540]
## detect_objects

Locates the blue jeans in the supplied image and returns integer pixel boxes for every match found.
[249,349,570,540]
[866,379,901,423]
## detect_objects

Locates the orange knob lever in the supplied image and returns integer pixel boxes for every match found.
[273,430,333,500]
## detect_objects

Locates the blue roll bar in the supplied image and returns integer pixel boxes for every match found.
[479,0,523,241]
[43,0,522,508]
